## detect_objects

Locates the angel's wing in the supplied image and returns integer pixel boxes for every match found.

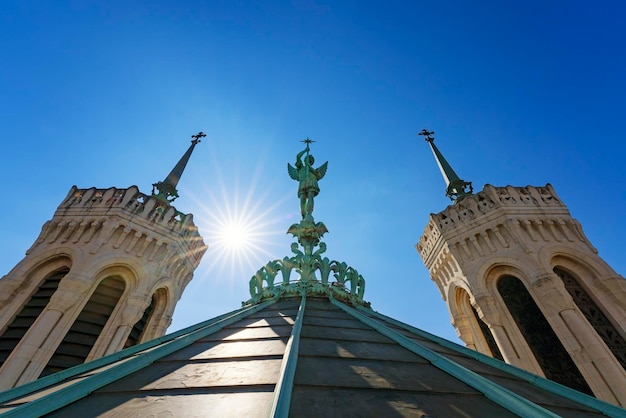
[286,223,301,235]
[287,163,299,181]
[316,221,329,235]
[315,161,328,180]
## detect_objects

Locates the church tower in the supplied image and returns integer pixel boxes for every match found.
[416,130,626,406]
[0,134,207,389]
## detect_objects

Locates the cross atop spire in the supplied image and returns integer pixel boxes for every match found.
[152,132,204,202]
[301,137,315,147]
[420,129,473,203]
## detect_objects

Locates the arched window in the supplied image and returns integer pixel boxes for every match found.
[0,269,68,367]
[40,276,125,377]
[124,287,168,348]
[456,288,503,360]
[124,295,156,348]
[470,304,504,361]
[497,275,592,395]
[554,267,626,370]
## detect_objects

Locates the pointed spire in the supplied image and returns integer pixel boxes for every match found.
[152,132,205,202]
[419,129,473,203]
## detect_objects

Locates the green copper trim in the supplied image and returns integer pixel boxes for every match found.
[358,306,626,418]
[419,129,473,202]
[244,257,367,307]
[331,297,561,418]
[152,132,205,202]
[0,303,253,406]
[270,294,306,418]
[0,298,278,417]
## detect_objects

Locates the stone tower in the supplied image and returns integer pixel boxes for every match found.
[0,135,207,389]
[416,130,626,407]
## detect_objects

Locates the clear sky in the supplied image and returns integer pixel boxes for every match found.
[1,1,624,344]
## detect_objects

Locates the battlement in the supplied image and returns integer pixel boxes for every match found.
[29,186,207,270]
[416,184,589,269]
[60,185,196,230]
[432,184,566,231]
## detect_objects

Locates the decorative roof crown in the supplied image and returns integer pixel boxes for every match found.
[244,139,368,307]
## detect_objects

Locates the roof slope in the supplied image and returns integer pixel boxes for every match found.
[0,295,623,418]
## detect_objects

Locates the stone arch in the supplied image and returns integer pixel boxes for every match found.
[477,258,533,296]
[0,256,72,368]
[40,274,127,377]
[6,245,85,284]
[451,285,503,360]
[539,244,616,280]
[84,261,142,295]
[447,281,472,319]
[478,258,532,295]
[496,275,592,394]
[549,252,617,298]
[0,254,73,312]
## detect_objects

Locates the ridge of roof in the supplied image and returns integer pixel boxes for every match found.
[356,305,626,418]
[270,295,305,417]
[332,297,560,418]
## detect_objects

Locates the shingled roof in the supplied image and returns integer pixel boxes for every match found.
[0,293,624,417]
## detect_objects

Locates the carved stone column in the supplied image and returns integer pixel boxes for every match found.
[537,275,626,405]
[0,273,91,388]
[102,295,149,356]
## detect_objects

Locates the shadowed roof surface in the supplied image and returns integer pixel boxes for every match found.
[0,295,623,417]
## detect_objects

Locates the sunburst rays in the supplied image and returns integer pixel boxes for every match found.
[185,154,292,284]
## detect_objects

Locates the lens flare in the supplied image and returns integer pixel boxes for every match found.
[183,153,291,284]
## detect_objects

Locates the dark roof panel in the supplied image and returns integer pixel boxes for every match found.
[0,295,622,417]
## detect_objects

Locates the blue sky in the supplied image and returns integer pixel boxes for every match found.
[1,1,624,344]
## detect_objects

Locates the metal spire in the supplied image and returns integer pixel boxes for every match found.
[419,129,473,203]
[152,132,205,202]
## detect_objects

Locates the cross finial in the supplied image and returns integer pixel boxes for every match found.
[419,129,435,143]
[191,131,206,144]
[300,137,315,152]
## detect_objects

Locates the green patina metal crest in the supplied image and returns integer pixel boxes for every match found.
[152,132,205,202]
[420,129,473,203]
[243,139,368,307]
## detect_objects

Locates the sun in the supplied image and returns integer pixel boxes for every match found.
[184,154,293,283]
[218,221,249,250]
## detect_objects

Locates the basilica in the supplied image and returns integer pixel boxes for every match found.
[0,132,624,417]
